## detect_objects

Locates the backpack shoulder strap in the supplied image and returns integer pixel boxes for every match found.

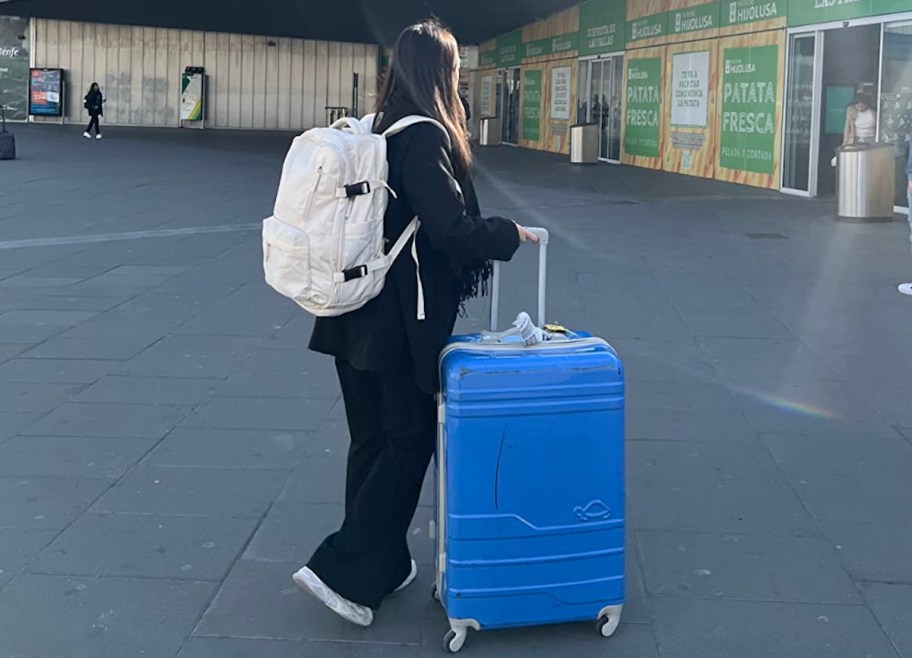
[382,115,451,148]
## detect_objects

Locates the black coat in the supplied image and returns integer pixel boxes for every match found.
[85,90,103,117]
[308,106,520,394]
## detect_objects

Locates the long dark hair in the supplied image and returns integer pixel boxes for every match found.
[376,20,471,178]
[89,82,100,93]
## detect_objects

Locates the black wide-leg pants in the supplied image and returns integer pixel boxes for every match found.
[307,358,436,609]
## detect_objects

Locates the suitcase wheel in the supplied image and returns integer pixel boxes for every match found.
[432,583,440,601]
[597,605,623,639]
[444,628,468,653]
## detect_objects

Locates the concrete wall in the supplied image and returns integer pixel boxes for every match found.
[32,18,379,130]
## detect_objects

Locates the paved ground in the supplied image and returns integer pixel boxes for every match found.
[1,123,912,658]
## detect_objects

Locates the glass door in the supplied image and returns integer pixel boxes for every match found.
[602,56,624,162]
[782,33,822,195]
[501,68,521,145]
[879,20,912,211]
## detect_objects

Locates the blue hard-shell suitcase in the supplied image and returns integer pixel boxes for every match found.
[434,228,625,653]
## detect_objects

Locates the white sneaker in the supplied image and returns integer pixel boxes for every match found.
[899,283,912,296]
[292,567,373,627]
[83,132,91,139]
[95,134,103,140]
[394,560,418,593]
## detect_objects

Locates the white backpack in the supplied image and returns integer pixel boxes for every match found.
[262,113,447,320]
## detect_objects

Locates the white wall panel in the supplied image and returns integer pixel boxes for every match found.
[32,18,378,131]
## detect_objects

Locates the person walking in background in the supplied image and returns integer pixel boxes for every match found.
[83,82,104,139]
[900,139,912,296]
[291,19,537,627]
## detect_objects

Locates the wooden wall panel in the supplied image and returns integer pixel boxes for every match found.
[518,58,578,154]
[32,18,377,130]
[667,0,720,44]
[714,29,785,189]
[621,45,666,169]
[626,0,668,49]
[662,39,719,178]
[718,0,787,37]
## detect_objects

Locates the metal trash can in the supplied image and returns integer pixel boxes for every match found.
[570,123,599,164]
[836,142,895,222]
[478,117,501,147]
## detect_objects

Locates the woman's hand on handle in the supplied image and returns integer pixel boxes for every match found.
[515,223,540,245]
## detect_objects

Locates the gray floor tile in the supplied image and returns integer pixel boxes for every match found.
[31,512,258,581]
[679,306,791,339]
[0,476,111,530]
[243,502,343,563]
[625,380,738,411]
[278,460,348,505]
[21,402,190,439]
[0,529,58,588]
[0,358,117,384]
[0,436,154,478]
[0,309,98,327]
[630,474,815,536]
[0,573,215,658]
[177,638,314,658]
[627,406,758,442]
[20,335,160,361]
[628,440,788,488]
[423,604,657,657]
[13,295,126,312]
[195,560,430,644]
[731,381,895,437]
[638,530,860,604]
[304,420,351,460]
[0,323,67,343]
[0,411,42,440]
[144,428,308,470]
[652,598,899,658]
[0,343,30,363]
[819,520,912,584]
[92,465,287,518]
[75,375,218,405]
[698,337,840,385]
[764,434,912,524]
[0,382,83,413]
[861,582,912,658]
[184,397,334,432]
[114,334,264,379]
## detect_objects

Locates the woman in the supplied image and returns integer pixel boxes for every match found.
[843,93,876,146]
[292,19,537,626]
[83,82,104,139]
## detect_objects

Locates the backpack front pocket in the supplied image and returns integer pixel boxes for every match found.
[263,216,320,305]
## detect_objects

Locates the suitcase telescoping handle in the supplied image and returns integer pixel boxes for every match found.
[490,227,549,331]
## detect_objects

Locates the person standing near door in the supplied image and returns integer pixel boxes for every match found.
[83,82,104,140]
[900,138,912,297]
[843,94,876,146]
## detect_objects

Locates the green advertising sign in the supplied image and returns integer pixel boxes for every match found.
[522,69,543,141]
[721,0,785,27]
[788,0,910,27]
[524,33,579,59]
[627,12,668,43]
[671,1,721,34]
[497,29,523,67]
[479,50,497,68]
[719,45,779,174]
[624,57,662,158]
[579,0,627,55]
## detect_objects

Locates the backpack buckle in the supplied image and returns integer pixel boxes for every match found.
[342,264,369,281]
[344,181,371,197]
